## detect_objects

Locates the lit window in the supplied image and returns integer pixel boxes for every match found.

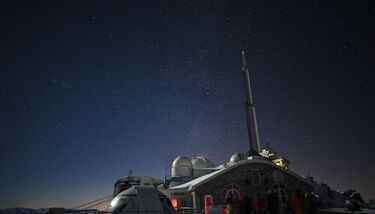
[171,198,178,208]
[204,195,213,209]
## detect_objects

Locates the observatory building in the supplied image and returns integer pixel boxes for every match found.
[162,154,313,213]
[158,52,315,212]
[102,52,348,213]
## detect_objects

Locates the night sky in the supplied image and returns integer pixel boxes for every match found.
[1,0,374,209]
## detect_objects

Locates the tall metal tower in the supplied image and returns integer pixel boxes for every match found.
[241,51,261,154]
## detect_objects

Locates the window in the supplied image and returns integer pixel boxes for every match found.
[251,169,261,185]
[270,184,290,210]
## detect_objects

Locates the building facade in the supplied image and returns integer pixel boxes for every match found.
[164,158,314,213]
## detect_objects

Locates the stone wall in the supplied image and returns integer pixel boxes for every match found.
[193,162,313,211]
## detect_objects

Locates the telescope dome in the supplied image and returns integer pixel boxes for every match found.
[171,156,192,177]
[192,156,215,169]
[230,153,246,164]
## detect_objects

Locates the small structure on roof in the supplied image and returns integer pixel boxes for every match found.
[260,149,291,169]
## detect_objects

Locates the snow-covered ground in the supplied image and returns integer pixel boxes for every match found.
[320,208,375,214]
[0,208,49,214]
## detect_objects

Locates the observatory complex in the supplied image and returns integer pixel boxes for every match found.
[82,52,352,213]
[157,52,316,212]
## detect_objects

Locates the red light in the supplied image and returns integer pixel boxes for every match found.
[171,198,178,208]
[204,195,213,214]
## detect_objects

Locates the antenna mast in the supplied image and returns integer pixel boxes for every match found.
[241,51,261,154]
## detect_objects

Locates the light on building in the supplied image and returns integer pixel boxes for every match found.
[171,198,178,208]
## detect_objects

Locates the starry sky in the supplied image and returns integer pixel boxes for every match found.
[1,0,375,209]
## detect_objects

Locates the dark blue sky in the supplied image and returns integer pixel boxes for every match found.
[1,0,374,208]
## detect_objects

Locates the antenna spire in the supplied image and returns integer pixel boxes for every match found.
[241,51,261,154]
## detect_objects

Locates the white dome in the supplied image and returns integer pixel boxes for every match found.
[192,156,215,169]
[171,156,192,177]
[172,156,192,168]
[230,153,245,164]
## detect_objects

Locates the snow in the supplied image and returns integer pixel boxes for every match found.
[320,208,375,214]
[170,158,309,191]
[169,167,226,190]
